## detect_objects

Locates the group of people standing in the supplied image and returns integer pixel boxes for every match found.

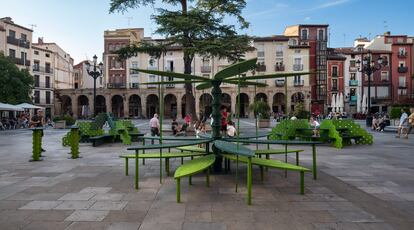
[396,108,414,139]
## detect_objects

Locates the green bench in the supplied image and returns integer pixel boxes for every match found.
[120,151,208,176]
[89,134,114,147]
[221,153,310,194]
[176,146,209,153]
[341,134,363,145]
[255,149,304,165]
[174,154,215,203]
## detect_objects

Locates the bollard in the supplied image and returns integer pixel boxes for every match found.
[30,128,44,162]
[70,125,80,159]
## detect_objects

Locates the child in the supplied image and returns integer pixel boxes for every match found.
[310,117,320,137]
[226,121,237,137]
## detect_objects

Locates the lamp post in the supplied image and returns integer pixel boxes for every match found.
[86,55,104,117]
[356,50,386,127]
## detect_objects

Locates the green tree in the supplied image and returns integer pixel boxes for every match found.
[109,0,253,119]
[0,53,34,104]
[293,102,309,119]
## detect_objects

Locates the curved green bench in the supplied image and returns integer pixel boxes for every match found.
[120,151,207,176]
[221,153,310,195]
[255,149,304,165]
[174,154,215,203]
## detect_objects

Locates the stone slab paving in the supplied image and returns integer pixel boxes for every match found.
[0,120,413,229]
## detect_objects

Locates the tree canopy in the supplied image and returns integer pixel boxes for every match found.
[0,53,34,104]
[109,0,253,118]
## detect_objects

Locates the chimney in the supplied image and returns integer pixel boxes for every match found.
[384,31,391,36]
[3,17,13,23]
[38,37,44,44]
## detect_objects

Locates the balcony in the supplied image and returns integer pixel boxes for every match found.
[349,66,358,72]
[349,80,358,86]
[398,66,408,73]
[276,51,283,57]
[129,69,139,74]
[331,87,338,92]
[275,79,285,87]
[350,95,357,101]
[274,64,285,71]
[200,66,211,73]
[294,80,304,87]
[256,64,266,72]
[398,52,407,58]
[34,82,54,89]
[398,83,407,88]
[129,83,139,89]
[107,83,126,89]
[165,83,175,88]
[33,66,53,74]
[7,36,30,48]
[10,57,30,66]
[293,64,303,71]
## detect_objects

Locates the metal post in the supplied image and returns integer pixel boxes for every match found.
[93,75,97,117]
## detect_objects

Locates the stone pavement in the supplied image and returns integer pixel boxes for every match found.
[0,120,413,230]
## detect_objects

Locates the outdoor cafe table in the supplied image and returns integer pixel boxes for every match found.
[226,139,323,180]
[126,139,212,189]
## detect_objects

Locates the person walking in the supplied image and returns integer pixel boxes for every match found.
[403,108,414,139]
[149,113,160,136]
[30,110,46,152]
[396,108,408,138]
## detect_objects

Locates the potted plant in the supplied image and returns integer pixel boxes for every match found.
[53,115,76,129]
[249,100,271,128]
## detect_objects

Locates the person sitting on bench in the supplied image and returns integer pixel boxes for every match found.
[175,122,188,136]
[310,117,320,137]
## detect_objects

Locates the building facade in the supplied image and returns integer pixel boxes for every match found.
[327,49,346,112]
[73,60,105,89]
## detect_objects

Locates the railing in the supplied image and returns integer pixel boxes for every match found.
[165,83,175,88]
[350,95,357,101]
[34,82,54,89]
[293,64,303,71]
[398,53,407,58]
[276,51,283,57]
[33,66,53,74]
[398,83,407,88]
[398,66,408,73]
[294,80,304,86]
[129,83,139,89]
[7,36,30,48]
[107,83,126,89]
[332,73,338,78]
[274,64,285,71]
[349,80,358,86]
[129,69,139,74]
[275,79,285,87]
[200,66,211,73]
[10,57,30,66]
[349,66,358,72]
[256,65,266,72]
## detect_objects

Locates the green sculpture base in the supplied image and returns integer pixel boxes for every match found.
[29,127,44,162]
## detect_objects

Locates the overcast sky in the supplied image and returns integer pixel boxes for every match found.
[1,0,413,64]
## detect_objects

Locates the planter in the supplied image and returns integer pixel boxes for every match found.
[257,119,270,128]
[54,120,66,129]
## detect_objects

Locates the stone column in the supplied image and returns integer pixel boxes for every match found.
[87,95,93,117]
[124,95,129,118]
[195,94,200,119]
[71,94,78,119]
[176,94,182,119]
[141,94,147,119]
[231,92,236,116]
[106,95,112,115]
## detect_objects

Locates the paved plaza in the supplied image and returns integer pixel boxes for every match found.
[0,119,413,230]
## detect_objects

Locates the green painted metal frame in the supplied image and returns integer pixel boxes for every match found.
[30,128,44,162]
[69,126,80,159]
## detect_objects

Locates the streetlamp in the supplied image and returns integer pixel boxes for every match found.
[355,50,386,127]
[86,55,104,117]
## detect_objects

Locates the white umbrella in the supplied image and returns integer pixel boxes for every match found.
[331,94,336,112]
[0,102,24,111]
[16,103,44,110]
[362,94,367,114]
[338,93,344,113]
[356,93,361,113]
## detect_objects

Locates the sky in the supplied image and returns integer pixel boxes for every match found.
[1,0,413,64]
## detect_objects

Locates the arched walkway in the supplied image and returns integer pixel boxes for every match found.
[60,95,72,116]
[199,93,212,118]
[147,94,159,118]
[272,93,285,113]
[96,95,106,115]
[221,93,231,112]
[129,94,141,118]
[112,95,124,118]
[77,95,89,118]
[164,94,177,118]
[255,93,268,102]
[236,93,249,118]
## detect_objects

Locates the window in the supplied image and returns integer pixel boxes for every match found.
[350,88,356,96]
[34,91,40,104]
[115,61,122,69]
[332,79,338,90]
[294,76,302,85]
[399,61,405,67]
[21,33,27,41]
[397,38,403,43]
[34,75,40,87]
[8,49,16,58]
[276,45,283,57]
[399,47,406,55]
[332,66,338,77]
[399,76,406,87]
[318,29,325,41]
[350,60,356,67]
[386,38,393,43]
[289,39,297,46]
[45,53,50,58]
[8,29,16,38]
[45,63,51,73]
[99,77,103,85]
[380,71,389,81]
[295,50,301,53]
[364,73,373,81]
[34,50,39,55]
[33,60,40,70]
[301,29,308,40]
[350,73,356,80]
[74,83,79,89]
[257,44,264,57]
[45,91,51,104]
[381,55,389,66]
[131,61,138,69]
[45,76,50,88]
